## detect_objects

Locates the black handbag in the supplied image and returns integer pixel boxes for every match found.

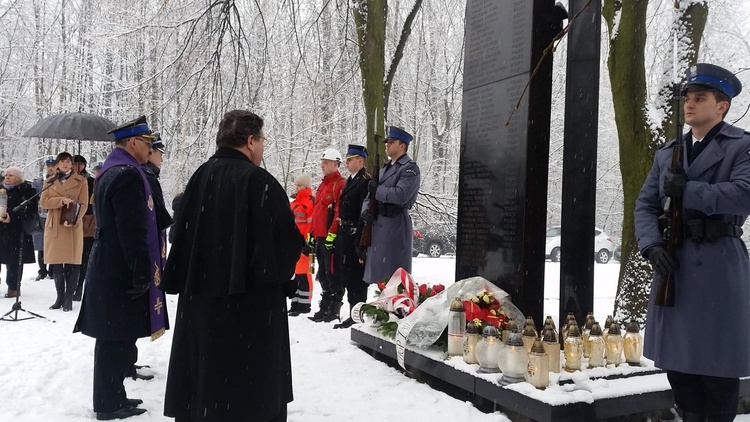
[23,212,44,236]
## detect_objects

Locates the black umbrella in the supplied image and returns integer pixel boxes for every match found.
[22,112,117,142]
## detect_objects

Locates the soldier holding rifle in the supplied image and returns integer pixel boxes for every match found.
[361,126,420,285]
[635,63,750,421]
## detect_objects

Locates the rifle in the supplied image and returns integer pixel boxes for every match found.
[360,128,381,247]
[656,1,683,307]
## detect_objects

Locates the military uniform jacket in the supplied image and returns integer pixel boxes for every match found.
[335,168,370,276]
[363,153,420,283]
[634,122,750,378]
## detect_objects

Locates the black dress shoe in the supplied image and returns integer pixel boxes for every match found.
[131,372,154,381]
[126,398,143,407]
[96,405,147,420]
[333,317,355,329]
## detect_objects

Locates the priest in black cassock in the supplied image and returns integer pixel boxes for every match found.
[161,110,303,422]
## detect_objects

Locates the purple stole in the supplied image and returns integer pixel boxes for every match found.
[97,148,167,341]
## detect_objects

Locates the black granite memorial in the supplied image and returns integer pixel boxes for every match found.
[457,0,565,327]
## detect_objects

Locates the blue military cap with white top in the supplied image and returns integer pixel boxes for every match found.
[107,115,156,141]
[385,126,413,144]
[684,63,743,99]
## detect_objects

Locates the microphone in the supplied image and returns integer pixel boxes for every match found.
[48,170,64,184]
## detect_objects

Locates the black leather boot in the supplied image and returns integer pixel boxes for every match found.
[63,267,79,312]
[682,411,707,422]
[49,273,65,310]
[322,300,343,323]
[308,294,331,322]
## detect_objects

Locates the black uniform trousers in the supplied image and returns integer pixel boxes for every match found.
[93,339,138,413]
[332,226,368,306]
[667,370,739,420]
[315,237,334,294]
[78,236,94,289]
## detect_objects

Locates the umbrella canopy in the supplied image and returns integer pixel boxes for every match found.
[23,112,117,142]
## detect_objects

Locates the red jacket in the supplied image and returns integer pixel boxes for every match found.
[311,171,344,238]
[290,187,313,238]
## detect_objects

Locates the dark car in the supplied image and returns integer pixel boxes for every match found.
[413,223,457,258]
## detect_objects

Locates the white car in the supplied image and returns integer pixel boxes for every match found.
[545,226,616,264]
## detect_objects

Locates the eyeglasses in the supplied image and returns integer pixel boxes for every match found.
[134,137,154,147]
[254,134,266,142]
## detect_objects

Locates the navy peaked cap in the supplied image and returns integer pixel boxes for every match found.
[107,115,155,141]
[385,126,413,144]
[684,63,742,99]
[345,144,368,159]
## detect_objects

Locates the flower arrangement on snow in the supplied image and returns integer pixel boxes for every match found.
[351,269,523,348]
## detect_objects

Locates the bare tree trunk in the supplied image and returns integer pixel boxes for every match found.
[604,0,708,325]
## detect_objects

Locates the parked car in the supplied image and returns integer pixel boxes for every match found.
[413,222,457,258]
[545,226,616,264]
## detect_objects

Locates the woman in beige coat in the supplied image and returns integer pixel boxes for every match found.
[41,152,88,311]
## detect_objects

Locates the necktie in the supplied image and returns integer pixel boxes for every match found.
[689,140,705,165]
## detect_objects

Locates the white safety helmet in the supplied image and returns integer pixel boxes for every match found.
[321,148,342,163]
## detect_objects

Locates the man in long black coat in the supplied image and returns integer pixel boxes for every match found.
[74,116,165,420]
[161,110,303,422]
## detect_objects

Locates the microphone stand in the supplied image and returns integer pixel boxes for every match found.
[1,176,61,322]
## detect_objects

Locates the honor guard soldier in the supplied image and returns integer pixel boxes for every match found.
[326,144,371,327]
[635,63,750,421]
[360,126,420,285]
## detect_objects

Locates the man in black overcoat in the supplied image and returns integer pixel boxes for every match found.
[74,116,165,420]
[329,145,370,327]
[161,110,303,422]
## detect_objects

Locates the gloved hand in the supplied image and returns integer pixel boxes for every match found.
[361,210,374,225]
[307,236,316,251]
[645,246,679,276]
[663,164,688,198]
[126,283,150,300]
[325,232,337,250]
[302,244,312,256]
[355,245,367,261]
[368,180,379,195]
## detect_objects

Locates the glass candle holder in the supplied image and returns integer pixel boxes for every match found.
[476,325,502,373]
[588,323,605,368]
[542,328,560,373]
[463,323,480,365]
[605,322,624,366]
[526,340,549,389]
[448,298,466,356]
[564,324,583,372]
[499,331,528,385]
[623,321,643,366]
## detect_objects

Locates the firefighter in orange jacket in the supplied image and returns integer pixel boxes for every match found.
[309,148,345,322]
[288,173,314,316]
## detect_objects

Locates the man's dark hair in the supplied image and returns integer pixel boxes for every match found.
[712,90,731,118]
[55,152,73,163]
[216,110,264,148]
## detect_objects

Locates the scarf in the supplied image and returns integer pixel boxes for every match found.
[2,182,21,190]
[97,148,167,341]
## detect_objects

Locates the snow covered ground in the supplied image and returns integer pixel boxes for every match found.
[1,257,748,421]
